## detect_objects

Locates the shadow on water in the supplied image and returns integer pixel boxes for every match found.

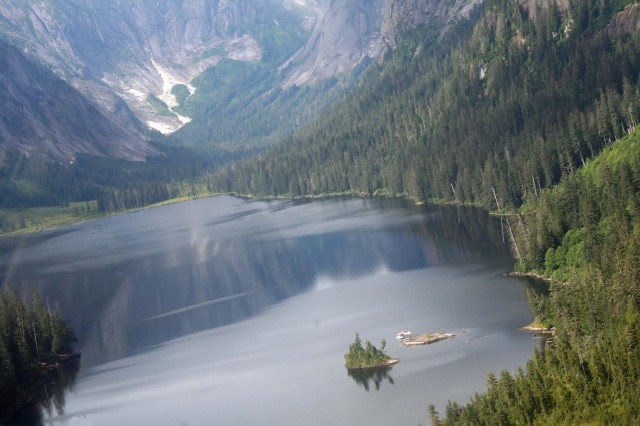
[6,355,80,426]
[347,366,395,392]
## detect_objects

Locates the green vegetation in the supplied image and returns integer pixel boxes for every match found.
[0,286,79,423]
[165,4,346,152]
[171,84,191,107]
[344,334,396,369]
[0,0,354,232]
[170,58,353,150]
[213,0,640,211]
[0,143,244,235]
[436,126,640,426]
[147,94,175,117]
[0,200,100,236]
[202,1,640,423]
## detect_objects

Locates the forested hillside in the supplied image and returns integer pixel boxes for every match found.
[215,0,640,213]
[437,123,640,426]
[211,1,640,423]
[168,59,356,150]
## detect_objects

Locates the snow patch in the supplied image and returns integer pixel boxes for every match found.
[125,88,146,101]
[151,59,196,109]
[147,121,175,134]
[147,60,196,133]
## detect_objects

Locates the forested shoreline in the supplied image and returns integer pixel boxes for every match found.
[428,127,640,425]
[1,0,639,422]
[209,1,640,423]
[214,0,640,212]
[0,287,80,423]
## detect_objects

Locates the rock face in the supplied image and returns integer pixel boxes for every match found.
[281,0,386,87]
[381,0,484,47]
[0,39,154,163]
[0,0,480,161]
[281,0,481,86]
[0,0,284,135]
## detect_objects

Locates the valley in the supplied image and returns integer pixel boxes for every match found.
[1,0,640,424]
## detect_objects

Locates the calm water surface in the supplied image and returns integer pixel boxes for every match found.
[0,196,536,425]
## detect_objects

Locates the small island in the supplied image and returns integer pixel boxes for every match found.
[399,332,455,347]
[344,334,399,369]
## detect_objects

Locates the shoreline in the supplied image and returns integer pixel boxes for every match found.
[0,193,230,239]
[401,332,455,346]
[346,358,400,370]
[0,191,485,240]
[506,271,556,285]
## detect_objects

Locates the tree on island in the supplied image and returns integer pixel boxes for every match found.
[344,334,396,369]
[0,286,80,423]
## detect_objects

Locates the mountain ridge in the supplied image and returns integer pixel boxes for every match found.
[0,0,479,146]
[0,38,154,163]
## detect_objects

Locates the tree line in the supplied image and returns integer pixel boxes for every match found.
[435,114,640,426]
[206,0,640,423]
[0,286,79,422]
[344,334,392,369]
[0,142,243,232]
[212,0,640,214]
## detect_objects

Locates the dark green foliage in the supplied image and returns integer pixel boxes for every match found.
[170,58,352,151]
[171,84,190,107]
[146,94,174,117]
[196,0,640,423]
[436,129,640,425]
[0,142,242,228]
[166,4,352,152]
[0,286,78,422]
[344,334,393,368]
[0,150,100,208]
[214,1,640,210]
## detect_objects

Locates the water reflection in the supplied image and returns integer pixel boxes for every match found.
[0,197,513,368]
[347,366,395,392]
[0,197,538,426]
[10,356,80,426]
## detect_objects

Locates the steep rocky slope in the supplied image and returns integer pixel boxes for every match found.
[0,0,303,134]
[0,0,480,132]
[280,0,386,86]
[0,39,154,163]
[0,0,481,162]
[282,0,482,86]
[381,0,483,46]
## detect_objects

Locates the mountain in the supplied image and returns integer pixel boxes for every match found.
[211,1,640,423]
[215,0,640,211]
[0,0,482,212]
[0,0,479,145]
[0,0,309,135]
[280,0,387,87]
[0,38,153,163]
[381,0,482,47]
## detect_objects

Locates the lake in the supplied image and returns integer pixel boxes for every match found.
[0,196,537,425]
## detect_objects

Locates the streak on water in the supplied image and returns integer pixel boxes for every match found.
[0,196,536,425]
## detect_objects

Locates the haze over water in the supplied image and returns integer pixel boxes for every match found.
[0,196,536,425]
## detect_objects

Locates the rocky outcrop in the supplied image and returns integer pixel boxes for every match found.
[0,0,482,160]
[280,0,386,87]
[0,39,154,163]
[607,3,640,37]
[281,0,481,86]
[0,0,283,135]
[381,0,483,47]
